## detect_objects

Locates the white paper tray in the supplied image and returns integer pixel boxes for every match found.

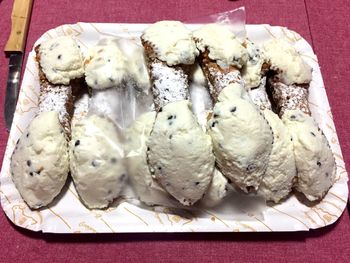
[0,23,348,233]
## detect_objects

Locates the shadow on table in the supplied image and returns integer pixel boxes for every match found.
[6,210,346,243]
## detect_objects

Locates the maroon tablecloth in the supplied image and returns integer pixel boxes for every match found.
[0,0,349,262]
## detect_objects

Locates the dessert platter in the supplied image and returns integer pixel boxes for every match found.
[0,14,348,233]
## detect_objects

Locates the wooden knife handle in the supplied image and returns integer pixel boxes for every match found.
[4,0,34,52]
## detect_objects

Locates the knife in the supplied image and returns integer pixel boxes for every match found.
[4,0,33,131]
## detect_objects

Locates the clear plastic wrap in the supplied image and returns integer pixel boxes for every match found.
[104,7,266,220]
[72,37,154,208]
[186,6,246,37]
[60,7,265,218]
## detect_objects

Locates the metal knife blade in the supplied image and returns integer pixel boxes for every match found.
[4,0,33,131]
[4,53,23,131]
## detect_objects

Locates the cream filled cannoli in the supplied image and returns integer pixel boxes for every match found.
[35,36,85,135]
[11,36,84,208]
[264,39,336,201]
[147,100,215,206]
[193,27,273,193]
[85,39,149,92]
[208,83,273,192]
[70,115,126,209]
[141,21,215,206]
[282,111,336,201]
[242,39,271,110]
[126,109,228,208]
[188,63,229,207]
[70,41,135,209]
[241,40,296,202]
[194,24,247,102]
[141,21,198,111]
[10,112,69,209]
[263,39,312,117]
[125,111,177,207]
[257,110,296,203]
[86,38,152,127]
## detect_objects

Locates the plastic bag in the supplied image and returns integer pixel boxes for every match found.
[70,37,153,208]
[105,7,265,220]
[186,6,246,37]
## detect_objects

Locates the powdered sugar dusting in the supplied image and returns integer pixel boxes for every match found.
[38,84,72,133]
[72,93,89,126]
[248,77,271,110]
[207,67,243,101]
[269,78,310,117]
[151,62,189,110]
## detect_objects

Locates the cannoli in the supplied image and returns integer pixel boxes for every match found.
[84,39,149,92]
[268,80,310,117]
[242,39,271,110]
[10,112,69,209]
[188,64,229,207]
[282,110,336,201]
[247,78,271,110]
[264,39,336,201]
[70,41,134,209]
[193,24,247,102]
[127,110,227,208]
[147,100,215,206]
[141,21,215,206]
[257,110,296,203]
[208,83,273,192]
[125,111,177,207]
[193,27,273,192]
[35,36,85,135]
[70,114,127,209]
[263,39,312,117]
[10,36,84,208]
[241,40,296,202]
[86,39,152,127]
[141,21,198,111]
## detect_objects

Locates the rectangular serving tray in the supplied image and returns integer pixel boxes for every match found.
[0,23,348,233]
